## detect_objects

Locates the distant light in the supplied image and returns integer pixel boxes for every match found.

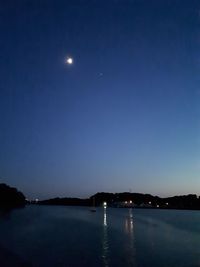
[35,198,39,202]
[166,202,168,205]
[65,57,73,65]
[157,205,159,208]
[130,200,132,204]
[149,201,151,205]
[103,202,107,208]
[125,201,127,204]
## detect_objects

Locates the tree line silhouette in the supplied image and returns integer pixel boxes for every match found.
[0,183,25,208]
[37,192,200,210]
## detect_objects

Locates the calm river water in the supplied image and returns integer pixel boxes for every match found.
[0,205,200,267]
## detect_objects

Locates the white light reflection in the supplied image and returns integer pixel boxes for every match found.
[103,202,107,208]
[124,208,136,265]
[102,207,109,267]
[125,208,133,234]
[104,208,107,226]
[129,208,133,228]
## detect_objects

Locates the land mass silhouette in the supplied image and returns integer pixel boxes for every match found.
[36,192,200,210]
[0,183,26,209]
[1,182,200,210]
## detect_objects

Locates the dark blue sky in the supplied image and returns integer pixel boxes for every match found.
[0,0,199,199]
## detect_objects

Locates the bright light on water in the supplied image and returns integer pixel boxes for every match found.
[0,206,200,267]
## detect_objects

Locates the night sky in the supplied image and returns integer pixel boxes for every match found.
[0,0,199,199]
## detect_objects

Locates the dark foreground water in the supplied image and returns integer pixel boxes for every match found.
[0,206,200,267]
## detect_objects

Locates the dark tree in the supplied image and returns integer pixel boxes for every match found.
[0,183,26,208]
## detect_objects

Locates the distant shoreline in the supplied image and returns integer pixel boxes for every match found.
[30,202,200,212]
[32,192,200,211]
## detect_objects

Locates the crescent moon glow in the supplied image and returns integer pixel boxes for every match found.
[65,57,73,65]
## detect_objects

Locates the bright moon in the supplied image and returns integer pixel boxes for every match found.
[66,57,73,65]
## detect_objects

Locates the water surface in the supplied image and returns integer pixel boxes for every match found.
[0,206,200,267]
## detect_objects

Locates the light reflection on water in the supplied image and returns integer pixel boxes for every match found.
[124,208,137,266]
[102,207,109,267]
[0,206,200,267]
